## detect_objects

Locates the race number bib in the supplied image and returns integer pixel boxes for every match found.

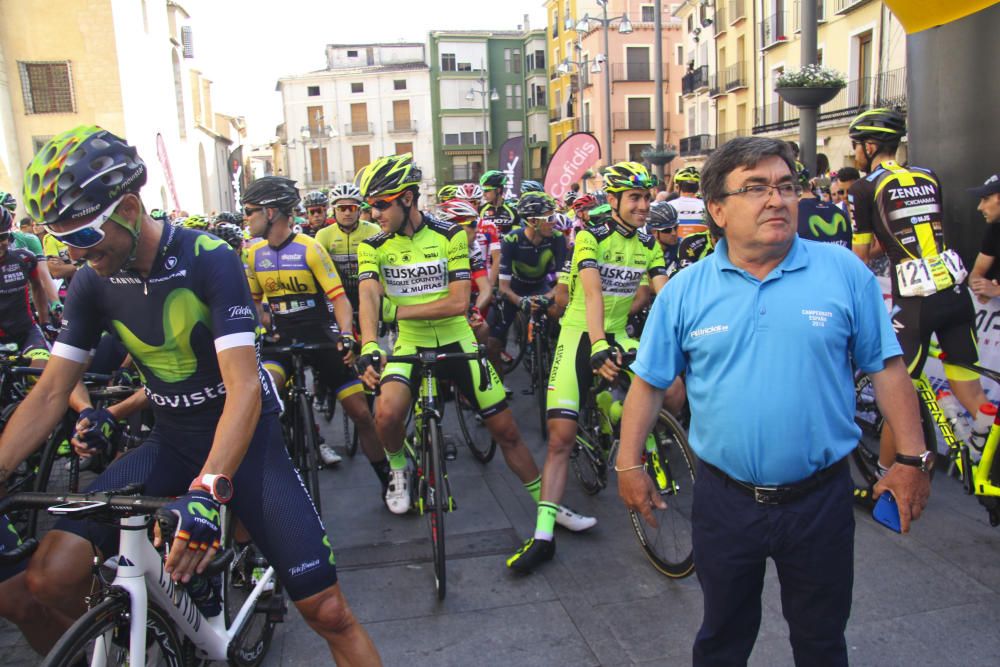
[895,250,967,297]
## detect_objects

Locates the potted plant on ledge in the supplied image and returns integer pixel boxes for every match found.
[775,64,846,108]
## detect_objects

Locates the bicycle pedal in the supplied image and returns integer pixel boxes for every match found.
[258,593,287,622]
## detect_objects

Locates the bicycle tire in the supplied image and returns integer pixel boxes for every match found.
[223,514,277,667]
[426,422,447,600]
[32,418,80,537]
[571,425,605,495]
[852,372,938,488]
[41,592,184,667]
[534,329,549,439]
[455,392,496,463]
[627,410,697,579]
[298,394,324,517]
[497,311,527,376]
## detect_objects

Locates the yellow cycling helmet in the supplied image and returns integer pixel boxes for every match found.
[602,161,657,193]
[357,153,423,199]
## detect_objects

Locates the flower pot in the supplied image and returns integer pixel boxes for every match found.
[775,86,841,108]
[642,148,678,167]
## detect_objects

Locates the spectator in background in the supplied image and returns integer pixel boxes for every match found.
[968,174,1000,304]
[831,167,860,212]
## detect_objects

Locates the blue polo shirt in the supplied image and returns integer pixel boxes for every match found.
[633,237,901,486]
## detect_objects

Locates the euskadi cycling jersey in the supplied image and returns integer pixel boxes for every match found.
[314,220,380,309]
[498,228,567,296]
[850,161,966,297]
[561,221,667,333]
[479,201,519,236]
[0,247,40,339]
[667,196,707,239]
[797,198,851,248]
[54,226,279,428]
[358,213,472,346]
[245,233,345,326]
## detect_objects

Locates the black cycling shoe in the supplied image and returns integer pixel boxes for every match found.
[443,435,458,461]
[506,537,555,574]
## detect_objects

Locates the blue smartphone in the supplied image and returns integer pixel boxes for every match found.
[873,492,901,533]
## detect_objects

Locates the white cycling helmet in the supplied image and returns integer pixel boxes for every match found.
[455,183,484,201]
[329,182,363,204]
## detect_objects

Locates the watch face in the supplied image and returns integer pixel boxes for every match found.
[214,476,234,502]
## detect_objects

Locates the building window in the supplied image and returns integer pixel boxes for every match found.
[457,61,472,72]
[503,49,522,73]
[307,85,320,96]
[18,61,76,114]
[676,44,683,66]
[677,94,684,115]
[443,131,488,146]
[507,120,523,138]
[452,155,484,181]
[641,4,656,22]
[505,84,522,110]
[441,53,456,71]
[347,50,358,58]
[393,79,407,90]
[395,142,413,154]
[351,82,363,93]
[512,49,521,73]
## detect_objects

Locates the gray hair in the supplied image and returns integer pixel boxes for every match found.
[701,137,797,236]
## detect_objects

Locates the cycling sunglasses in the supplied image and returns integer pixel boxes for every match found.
[366,191,406,211]
[46,195,125,249]
[307,207,327,215]
[336,204,359,213]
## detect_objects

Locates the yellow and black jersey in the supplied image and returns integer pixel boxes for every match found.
[245,233,345,324]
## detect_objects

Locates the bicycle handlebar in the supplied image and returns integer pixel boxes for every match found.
[262,341,342,355]
[373,344,492,394]
[0,489,172,516]
[9,366,114,385]
[0,538,38,565]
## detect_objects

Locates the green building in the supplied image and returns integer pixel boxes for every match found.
[428,28,550,197]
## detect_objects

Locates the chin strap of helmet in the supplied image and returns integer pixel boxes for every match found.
[610,195,641,232]
[110,197,145,269]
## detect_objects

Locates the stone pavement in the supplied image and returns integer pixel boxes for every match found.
[4,373,1000,665]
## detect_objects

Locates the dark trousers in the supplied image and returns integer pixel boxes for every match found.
[691,459,854,667]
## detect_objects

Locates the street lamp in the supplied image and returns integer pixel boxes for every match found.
[556,40,597,132]
[577,0,633,164]
[466,71,499,174]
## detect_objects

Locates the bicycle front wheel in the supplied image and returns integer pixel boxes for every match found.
[628,411,697,579]
[426,423,447,600]
[572,425,606,495]
[224,515,278,667]
[42,593,184,667]
[455,392,496,463]
[298,394,323,517]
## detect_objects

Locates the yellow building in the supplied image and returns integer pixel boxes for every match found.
[546,0,601,152]
[710,0,753,147]
[750,0,907,172]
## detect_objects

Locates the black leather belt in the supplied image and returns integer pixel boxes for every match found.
[703,458,848,505]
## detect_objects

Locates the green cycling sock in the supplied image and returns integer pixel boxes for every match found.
[534,501,558,541]
[386,447,408,471]
[523,476,541,503]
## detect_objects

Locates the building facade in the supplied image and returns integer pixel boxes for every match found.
[428,28,550,197]
[0,0,243,218]
[676,0,718,168]
[276,43,434,198]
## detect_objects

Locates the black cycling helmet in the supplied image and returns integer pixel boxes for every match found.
[214,211,242,225]
[241,176,301,214]
[23,125,147,225]
[213,222,244,251]
[303,190,329,208]
[0,206,13,233]
[517,192,556,218]
[0,190,16,213]
[520,180,544,194]
[479,170,507,191]
[646,201,679,231]
[848,108,906,143]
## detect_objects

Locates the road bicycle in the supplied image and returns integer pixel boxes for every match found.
[0,487,283,667]
[381,344,492,599]
[569,351,698,578]
[854,346,1000,526]
[519,296,556,438]
[494,305,528,376]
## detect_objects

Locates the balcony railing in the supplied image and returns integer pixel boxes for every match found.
[610,62,670,82]
[387,120,417,134]
[729,0,747,23]
[344,122,373,136]
[303,172,337,188]
[724,62,748,91]
[793,0,827,31]
[834,0,871,14]
[612,112,653,131]
[752,67,907,134]
[759,12,790,49]
[708,74,724,98]
[549,109,562,122]
[681,65,709,95]
[679,134,715,157]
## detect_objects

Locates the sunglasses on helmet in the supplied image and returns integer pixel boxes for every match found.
[366,191,406,211]
[46,196,125,249]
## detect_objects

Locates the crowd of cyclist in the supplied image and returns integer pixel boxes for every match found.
[0,104,997,661]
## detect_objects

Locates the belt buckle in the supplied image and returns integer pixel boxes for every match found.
[753,486,780,504]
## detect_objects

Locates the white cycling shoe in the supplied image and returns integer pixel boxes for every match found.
[555,505,597,532]
[385,469,411,515]
[318,444,342,465]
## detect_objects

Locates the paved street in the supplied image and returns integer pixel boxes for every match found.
[5,369,1000,665]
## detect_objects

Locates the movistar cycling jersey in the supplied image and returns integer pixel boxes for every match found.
[358,213,472,346]
[0,247,40,339]
[245,233,345,326]
[850,161,963,296]
[314,220,380,309]
[667,196,707,239]
[561,221,667,333]
[797,198,850,248]
[54,226,279,428]
[479,201,520,236]
[498,228,567,296]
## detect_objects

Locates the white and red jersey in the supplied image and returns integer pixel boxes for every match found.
[475,217,501,272]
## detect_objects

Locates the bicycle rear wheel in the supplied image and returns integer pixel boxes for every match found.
[628,411,697,579]
[224,513,278,667]
[297,394,324,517]
[425,422,447,600]
[571,424,606,495]
[41,592,184,667]
[455,392,496,463]
[852,372,937,488]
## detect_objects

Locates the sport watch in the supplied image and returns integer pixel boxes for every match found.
[894,451,934,473]
[190,473,234,504]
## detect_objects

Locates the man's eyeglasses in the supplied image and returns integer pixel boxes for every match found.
[243,206,264,217]
[366,191,405,211]
[307,207,327,216]
[336,204,359,213]
[46,195,125,248]
[834,190,847,197]
[655,227,678,234]
[719,183,802,201]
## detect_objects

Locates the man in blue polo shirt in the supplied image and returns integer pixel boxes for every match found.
[617,137,931,666]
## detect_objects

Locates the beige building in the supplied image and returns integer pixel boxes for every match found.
[0,0,244,218]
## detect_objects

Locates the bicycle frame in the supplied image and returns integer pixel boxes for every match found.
[105,512,275,665]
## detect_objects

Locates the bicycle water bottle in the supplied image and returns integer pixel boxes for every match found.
[187,572,222,618]
[969,402,998,459]
[937,391,971,442]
